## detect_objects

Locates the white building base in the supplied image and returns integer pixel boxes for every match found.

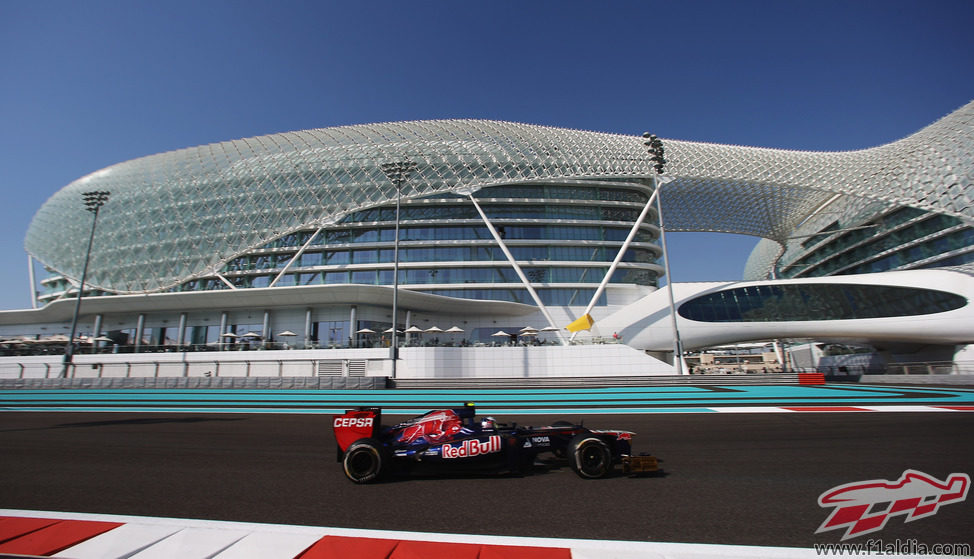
[397,344,674,378]
[0,344,675,380]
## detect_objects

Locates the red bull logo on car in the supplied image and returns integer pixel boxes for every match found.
[395,410,463,444]
[442,436,502,459]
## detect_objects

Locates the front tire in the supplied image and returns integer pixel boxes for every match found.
[342,438,387,483]
[569,434,612,479]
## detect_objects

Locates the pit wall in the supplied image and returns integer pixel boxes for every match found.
[0,345,675,380]
[398,344,673,377]
[0,349,388,380]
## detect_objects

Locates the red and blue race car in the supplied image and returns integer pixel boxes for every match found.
[333,403,658,483]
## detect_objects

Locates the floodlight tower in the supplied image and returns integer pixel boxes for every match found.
[643,133,686,375]
[380,160,417,379]
[62,190,110,377]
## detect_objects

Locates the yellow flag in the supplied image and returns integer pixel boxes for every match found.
[565,313,594,333]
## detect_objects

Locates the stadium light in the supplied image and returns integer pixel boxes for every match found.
[643,132,667,174]
[380,160,417,379]
[642,133,685,375]
[62,190,110,377]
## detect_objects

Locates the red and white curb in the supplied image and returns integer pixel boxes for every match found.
[0,509,852,559]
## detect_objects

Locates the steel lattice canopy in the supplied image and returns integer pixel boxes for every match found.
[26,102,974,294]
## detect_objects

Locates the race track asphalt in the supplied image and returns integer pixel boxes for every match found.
[1,411,971,549]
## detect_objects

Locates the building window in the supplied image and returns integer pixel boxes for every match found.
[679,284,967,322]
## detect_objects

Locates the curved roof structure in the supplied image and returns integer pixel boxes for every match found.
[26,102,974,294]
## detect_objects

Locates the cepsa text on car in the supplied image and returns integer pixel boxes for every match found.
[334,416,375,428]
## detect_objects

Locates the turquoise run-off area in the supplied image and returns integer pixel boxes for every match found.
[2,384,973,414]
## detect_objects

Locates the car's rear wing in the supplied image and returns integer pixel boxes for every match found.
[333,407,381,452]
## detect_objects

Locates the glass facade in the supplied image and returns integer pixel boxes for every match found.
[166,184,661,305]
[27,105,974,297]
[776,207,973,279]
[678,284,967,323]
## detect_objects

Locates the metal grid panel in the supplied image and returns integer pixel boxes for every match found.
[25,102,974,294]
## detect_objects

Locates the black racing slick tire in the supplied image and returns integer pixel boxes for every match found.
[342,438,388,484]
[569,434,612,479]
[550,421,574,459]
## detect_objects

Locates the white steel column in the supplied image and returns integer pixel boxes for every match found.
[467,193,566,345]
[657,183,686,375]
[571,179,667,340]
[405,310,412,346]
[773,340,789,371]
[91,314,103,354]
[349,306,357,347]
[134,314,145,353]
[176,313,187,347]
[27,256,37,309]
[215,273,237,290]
[269,227,323,288]
[304,308,313,349]
[219,312,228,351]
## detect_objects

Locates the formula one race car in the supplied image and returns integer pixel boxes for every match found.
[333,403,658,483]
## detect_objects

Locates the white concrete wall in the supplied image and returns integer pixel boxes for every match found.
[0,349,390,379]
[0,345,674,379]
[396,344,673,378]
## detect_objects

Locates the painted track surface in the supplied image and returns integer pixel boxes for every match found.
[0,510,581,559]
[2,509,906,559]
[1,411,971,550]
[3,383,974,414]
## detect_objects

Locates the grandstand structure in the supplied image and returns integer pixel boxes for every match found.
[2,101,971,378]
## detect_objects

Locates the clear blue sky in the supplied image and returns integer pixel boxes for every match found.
[1,0,972,310]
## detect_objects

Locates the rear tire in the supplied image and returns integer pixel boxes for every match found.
[342,438,387,483]
[550,421,574,460]
[569,434,612,479]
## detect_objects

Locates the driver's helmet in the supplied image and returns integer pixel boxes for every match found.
[480,416,496,430]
